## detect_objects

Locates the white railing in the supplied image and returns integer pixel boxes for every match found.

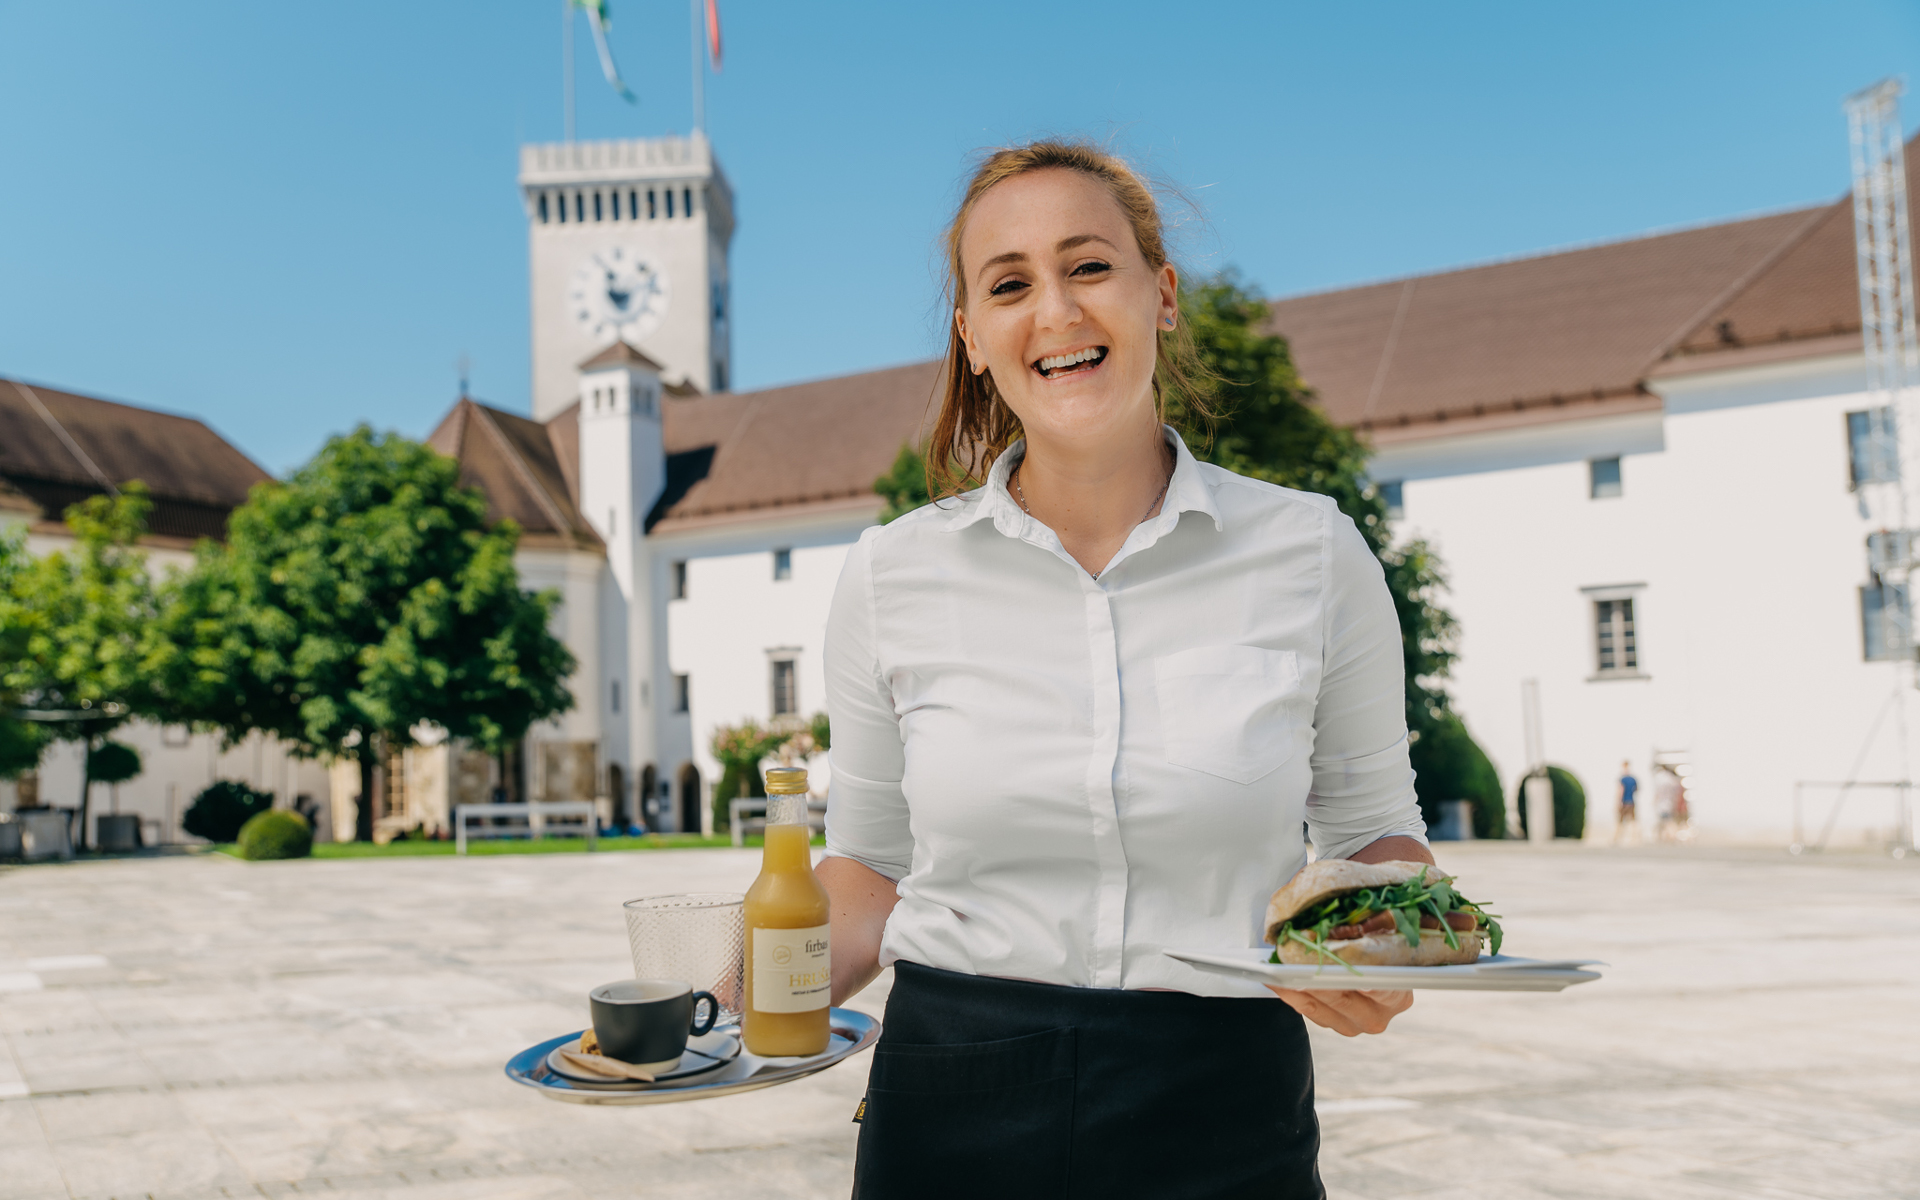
[727,798,828,848]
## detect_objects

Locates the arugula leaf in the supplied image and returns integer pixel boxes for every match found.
[1390,905,1421,947]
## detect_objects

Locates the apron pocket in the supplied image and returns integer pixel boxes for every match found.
[854,1025,1076,1198]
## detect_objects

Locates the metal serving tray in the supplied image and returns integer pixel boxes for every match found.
[505,1008,880,1106]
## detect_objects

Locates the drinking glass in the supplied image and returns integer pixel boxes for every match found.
[623,893,746,1022]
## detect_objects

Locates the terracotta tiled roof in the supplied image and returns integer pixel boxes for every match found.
[647,360,942,532]
[424,398,601,551]
[1273,133,1920,444]
[1268,207,1825,444]
[0,376,269,541]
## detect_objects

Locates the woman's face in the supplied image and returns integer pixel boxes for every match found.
[956,168,1178,451]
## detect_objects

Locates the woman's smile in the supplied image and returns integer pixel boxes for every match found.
[1033,344,1108,379]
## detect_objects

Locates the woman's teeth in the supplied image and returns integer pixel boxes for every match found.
[1036,347,1106,377]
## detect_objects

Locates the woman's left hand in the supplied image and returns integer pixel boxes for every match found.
[1268,987,1413,1036]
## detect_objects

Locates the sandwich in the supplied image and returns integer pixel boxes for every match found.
[1264,860,1503,969]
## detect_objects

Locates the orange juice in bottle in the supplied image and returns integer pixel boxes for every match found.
[742,766,831,1056]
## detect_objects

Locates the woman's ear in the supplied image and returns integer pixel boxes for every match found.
[955,308,984,375]
[1157,264,1180,331]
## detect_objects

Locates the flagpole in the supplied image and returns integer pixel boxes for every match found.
[563,0,576,142]
[690,0,704,136]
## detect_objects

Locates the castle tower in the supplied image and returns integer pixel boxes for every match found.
[575,340,668,807]
[521,134,735,419]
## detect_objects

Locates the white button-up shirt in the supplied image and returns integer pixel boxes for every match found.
[822,429,1426,998]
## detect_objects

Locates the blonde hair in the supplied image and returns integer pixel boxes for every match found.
[927,139,1215,498]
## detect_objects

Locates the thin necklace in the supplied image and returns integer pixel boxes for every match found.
[1011,443,1174,527]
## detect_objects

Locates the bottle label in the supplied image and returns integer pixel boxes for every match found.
[752,924,832,1013]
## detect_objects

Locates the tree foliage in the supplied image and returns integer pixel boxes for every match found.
[0,527,48,779]
[166,427,577,840]
[183,779,275,844]
[0,488,169,842]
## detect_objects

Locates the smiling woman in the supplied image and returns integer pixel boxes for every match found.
[816,141,1435,1200]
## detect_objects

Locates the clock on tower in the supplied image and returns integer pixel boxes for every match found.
[521,135,734,419]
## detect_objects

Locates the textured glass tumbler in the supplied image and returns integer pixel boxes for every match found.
[623,893,746,1022]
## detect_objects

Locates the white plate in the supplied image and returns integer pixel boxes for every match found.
[1165,948,1604,992]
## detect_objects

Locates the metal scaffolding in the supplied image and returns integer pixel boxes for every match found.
[1842,79,1920,854]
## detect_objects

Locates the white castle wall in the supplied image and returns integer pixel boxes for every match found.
[1374,351,1909,845]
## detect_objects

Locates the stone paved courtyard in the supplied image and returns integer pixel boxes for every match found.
[0,841,1915,1200]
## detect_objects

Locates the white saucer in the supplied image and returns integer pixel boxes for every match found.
[545,1027,742,1084]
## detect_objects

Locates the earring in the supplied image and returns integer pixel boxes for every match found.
[1164,316,1175,327]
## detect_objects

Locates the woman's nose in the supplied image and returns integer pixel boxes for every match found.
[1032,278,1083,332]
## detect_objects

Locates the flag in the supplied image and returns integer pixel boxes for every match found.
[573,0,636,103]
[706,0,722,71]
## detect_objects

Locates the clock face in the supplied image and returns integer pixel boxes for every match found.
[569,248,670,343]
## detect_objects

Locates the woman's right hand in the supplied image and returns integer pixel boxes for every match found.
[818,855,900,1005]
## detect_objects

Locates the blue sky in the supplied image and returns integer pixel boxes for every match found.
[1,1,1917,474]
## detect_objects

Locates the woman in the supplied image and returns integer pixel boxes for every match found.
[819,141,1435,1199]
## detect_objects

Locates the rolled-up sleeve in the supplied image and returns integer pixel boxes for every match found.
[1304,509,1428,860]
[822,528,914,881]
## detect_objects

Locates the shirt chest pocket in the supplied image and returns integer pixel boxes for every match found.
[1153,645,1303,785]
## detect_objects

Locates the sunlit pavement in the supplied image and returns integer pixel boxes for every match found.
[0,840,1913,1200]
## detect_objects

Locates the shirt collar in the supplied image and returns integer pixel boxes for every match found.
[940,425,1223,535]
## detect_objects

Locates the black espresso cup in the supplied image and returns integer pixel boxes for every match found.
[588,980,719,1071]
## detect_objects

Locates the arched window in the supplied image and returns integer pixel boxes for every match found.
[629,189,639,219]
[593,192,603,221]
[647,188,657,219]
[537,193,549,223]
[665,189,675,219]
[683,187,693,217]
[574,192,585,222]
[610,191,621,220]
[556,191,566,223]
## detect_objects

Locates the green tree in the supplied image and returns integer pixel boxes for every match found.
[2,488,169,846]
[874,271,1473,805]
[165,427,577,841]
[0,526,49,779]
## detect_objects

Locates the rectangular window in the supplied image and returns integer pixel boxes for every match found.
[1862,581,1912,661]
[537,193,549,223]
[672,560,687,600]
[556,191,566,223]
[593,192,603,221]
[683,186,694,217]
[648,188,657,218]
[610,191,620,220]
[1595,598,1638,673]
[610,680,621,713]
[773,548,792,580]
[1848,408,1900,487]
[1590,457,1623,499]
[665,188,675,218]
[674,673,690,714]
[770,659,797,716]
[1377,480,1404,519]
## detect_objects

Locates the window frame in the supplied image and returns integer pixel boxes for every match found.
[1582,583,1648,680]
[772,547,792,581]
[1862,579,1912,661]
[1589,456,1623,500]
[671,560,687,600]
[673,673,690,714]
[769,657,798,717]
[1848,407,1900,488]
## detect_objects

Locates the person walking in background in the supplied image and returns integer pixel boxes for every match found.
[1613,760,1640,845]
[1653,766,1683,842]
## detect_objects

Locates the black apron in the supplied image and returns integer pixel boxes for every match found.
[852,961,1323,1200]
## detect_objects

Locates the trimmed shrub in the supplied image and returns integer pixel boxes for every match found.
[87,740,142,786]
[1409,715,1506,839]
[237,810,312,860]
[183,780,275,844]
[1515,765,1587,839]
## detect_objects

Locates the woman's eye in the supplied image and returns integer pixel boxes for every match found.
[988,278,1029,297]
[1071,260,1112,277]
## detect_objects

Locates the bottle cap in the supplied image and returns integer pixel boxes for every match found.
[765,767,809,794]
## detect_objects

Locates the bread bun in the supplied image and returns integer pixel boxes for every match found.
[1276,928,1482,967]
[1264,859,1449,945]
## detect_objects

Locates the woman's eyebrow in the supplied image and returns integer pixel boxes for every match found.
[974,234,1119,284]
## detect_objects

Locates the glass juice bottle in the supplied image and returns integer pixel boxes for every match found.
[742,767,832,1056]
